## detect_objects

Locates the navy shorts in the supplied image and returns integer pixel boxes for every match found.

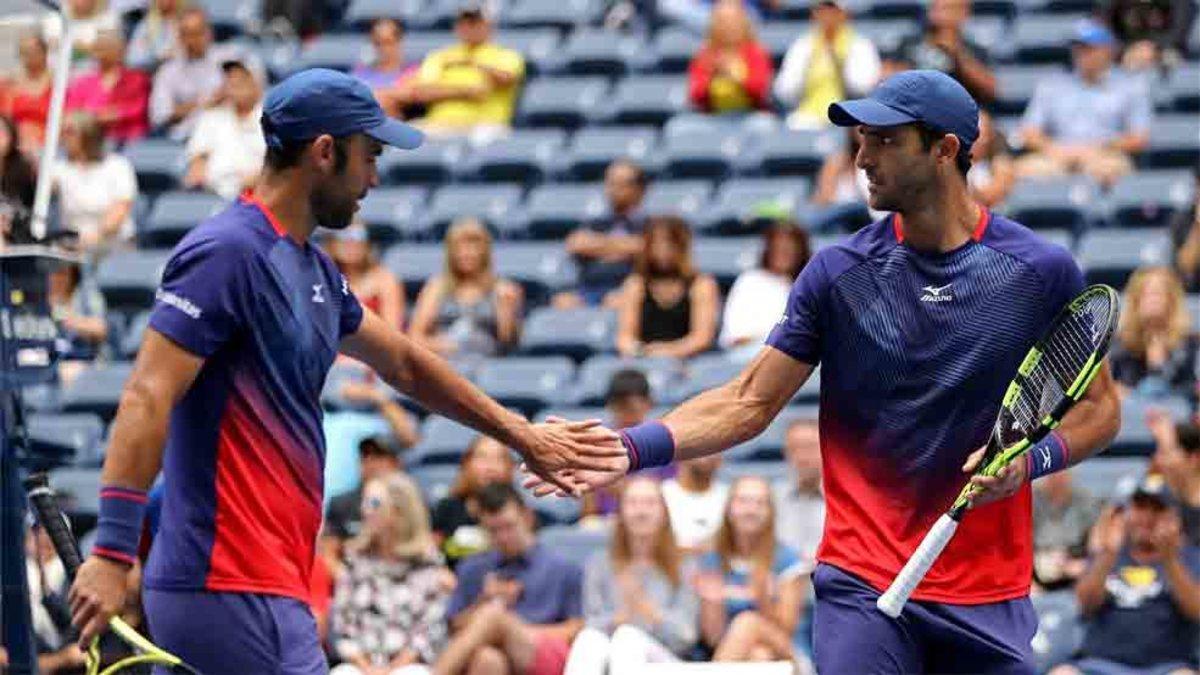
[143,588,326,675]
[812,563,1038,675]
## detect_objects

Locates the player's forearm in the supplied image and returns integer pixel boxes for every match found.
[662,380,785,462]
[1162,554,1200,620]
[1058,366,1120,466]
[101,376,172,490]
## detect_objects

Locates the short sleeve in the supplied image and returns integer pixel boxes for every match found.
[1037,244,1086,325]
[418,52,445,82]
[772,544,807,581]
[561,561,584,619]
[1125,81,1153,135]
[765,250,834,365]
[185,112,217,159]
[336,272,364,337]
[148,234,249,357]
[109,156,137,201]
[445,555,486,620]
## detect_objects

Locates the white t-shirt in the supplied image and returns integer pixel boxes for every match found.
[55,154,138,242]
[662,479,729,550]
[186,104,266,200]
[719,268,793,350]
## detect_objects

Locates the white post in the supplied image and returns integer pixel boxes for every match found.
[30,9,72,240]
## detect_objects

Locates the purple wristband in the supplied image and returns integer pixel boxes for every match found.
[1026,431,1070,482]
[619,421,676,472]
[93,486,148,566]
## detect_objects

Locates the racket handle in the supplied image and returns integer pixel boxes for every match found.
[876,513,959,618]
[24,472,85,579]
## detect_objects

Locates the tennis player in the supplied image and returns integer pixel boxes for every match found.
[532,70,1122,673]
[66,68,624,674]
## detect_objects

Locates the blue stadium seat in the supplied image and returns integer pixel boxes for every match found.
[970,0,1016,18]
[120,311,151,359]
[410,416,479,466]
[595,75,689,126]
[475,356,577,415]
[141,191,228,248]
[670,353,745,402]
[493,29,564,75]
[124,139,183,194]
[1011,14,1087,64]
[27,413,106,466]
[1031,591,1084,674]
[503,0,602,29]
[408,464,461,504]
[1142,115,1200,169]
[535,406,607,423]
[794,366,820,403]
[760,22,809,61]
[994,65,1068,115]
[854,18,920,54]
[460,129,568,183]
[417,184,528,239]
[1077,229,1171,288]
[650,26,703,73]
[755,128,843,176]
[1167,61,1199,111]
[320,360,393,412]
[661,129,751,179]
[561,28,646,76]
[693,236,762,289]
[963,16,1008,58]
[1106,170,1196,228]
[48,467,102,517]
[95,250,171,310]
[355,187,429,243]
[401,31,459,62]
[382,243,443,297]
[517,77,611,129]
[520,307,617,360]
[205,0,254,40]
[343,0,430,30]
[717,460,789,484]
[1110,394,1191,456]
[726,405,820,462]
[60,363,134,421]
[574,355,683,405]
[696,177,811,234]
[379,139,464,186]
[538,525,608,565]
[292,33,369,73]
[524,183,608,239]
[1070,457,1148,502]
[853,0,924,20]
[641,179,715,221]
[564,126,661,180]
[1002,177,1099,232]
[490,242,580,304]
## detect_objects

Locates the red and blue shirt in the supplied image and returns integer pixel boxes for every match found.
[143,195,363,602]
[767,211,1084,604]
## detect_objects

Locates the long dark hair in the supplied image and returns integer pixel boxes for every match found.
[0,116,36,208]
[759,222,811,279]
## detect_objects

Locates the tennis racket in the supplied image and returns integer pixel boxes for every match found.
[23,472,201,675]
[876,284,1119,618]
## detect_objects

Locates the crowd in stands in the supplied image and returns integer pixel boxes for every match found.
[0,0,1198,671]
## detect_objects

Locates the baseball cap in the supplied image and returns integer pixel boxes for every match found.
[1071,19,1117,47]
[457,0,490,18]
[359,434,401,458]
[261,68,424,151]
[828,70,979,153]
[1130,473,1177,509]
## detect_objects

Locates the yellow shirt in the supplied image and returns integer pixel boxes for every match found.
[709,59,753,113]
[797,27,853,122]
[419,42,525,128]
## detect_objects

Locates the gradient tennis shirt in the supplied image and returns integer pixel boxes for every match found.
[143,194,363,602]
[767,210,1084,604]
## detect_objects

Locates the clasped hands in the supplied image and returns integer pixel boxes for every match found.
[520,416,630,498]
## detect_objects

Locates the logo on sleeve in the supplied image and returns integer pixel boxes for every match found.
[920,284,954,303]
[155,289,202,319]
[340,275,350,296]
[312,284,325,303]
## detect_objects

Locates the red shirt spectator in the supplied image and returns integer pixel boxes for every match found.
[687,0,773,113]
[65,29,150,143]
[0,32,53,154]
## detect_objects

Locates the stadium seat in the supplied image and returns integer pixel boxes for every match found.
[503,0,602,29]
[641,179,715,221]
[494,29,563,75]
[696,177,811,235]
[853,0,924,20]
[1106,170,1195,228]
[1109,394,1191,456]
[382,243,444,297]
[693,236,763,289]
[410,415,479,465]
[670,353,744,402]
[755,128,843,177]
[1077,229,1171,288]
[1001,176,1099,232]
[417,183,528,239]
[717,460,788,484]
[563,126,660,180]
[320,360,390,412]
[343,0,430,30]
[520,307,617,361]
[95,250,171,310]
[291,33,370,73]
[490,242,580,304]
[561,29,646,76]
[524,182,608,239]
[205,0,255,40]
[60,363,134,421]
[649,26,704,73]
[594,75,689,126]
[853,18,920,54]
[379,139,464,186]
[401,31,459,62]
[119,311,151,359]
[475,356,577,415]
[27,413,106,466]
[1031,591,1084,674]
[1011,14,1089,64]
[124,139,184,194]
[963,16,1008,58]
[794,366,820,403]
[574,355,684,405]
[408,464,461,504]
[661,129,752,179]
[759,22,809,61]
[1167,61,1199,112]
[1070,456,1148,502]
[140,191,228,248]
[354,187,429,243]
[459,129,568,183]
[725,406,820,462]
[538,525,608,566]
[517,77,611,129]
[1142,114,1200,169]
[48,467,103,517]
[535,406,607,423]
[993,65,1068,116]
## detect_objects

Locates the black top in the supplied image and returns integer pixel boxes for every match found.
[325,487,362,540]
[640,276,693,344]
[1109,333,1200,404]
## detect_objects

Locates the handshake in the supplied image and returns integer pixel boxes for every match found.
[518,416,633,498]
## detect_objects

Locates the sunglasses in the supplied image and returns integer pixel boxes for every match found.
[362,495,387,512]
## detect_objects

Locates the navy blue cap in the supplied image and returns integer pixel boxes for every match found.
[1071,19,1117,47]
[828,70,979,152]
[262,68,424,151]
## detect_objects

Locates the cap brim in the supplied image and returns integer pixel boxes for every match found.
[828,98,918,128]
[366,118,425,150]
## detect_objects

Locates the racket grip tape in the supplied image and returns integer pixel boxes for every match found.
[23,472,85,578]
[876,514,959,618]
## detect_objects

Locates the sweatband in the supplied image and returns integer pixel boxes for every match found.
[93,486,148,566]
[620,421,676,472]
[1026,431,1070,482]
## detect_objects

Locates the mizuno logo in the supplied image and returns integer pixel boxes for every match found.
[920,283,953,303]
[312,284,325,303]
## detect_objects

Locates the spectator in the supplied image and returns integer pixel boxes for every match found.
[773,419,824,570]
[774,0,881,130]
[409,217,524,358]
[128,0,186,69]
[1170,167,1200,291]
[148,7,226,140]
[720,222,811,360]
[434,483,584,675]
[353,18,420,119]
[1103,0,1197,72]
[65,29,151,144]
[809,128,876,232]
[43,0,120,63]
[182,58,265,200]
[411,3,525,144]
[325,435,408,544]
[0,32,53,155]
[1016,20,1151,188]
[658,0,781,34]
[1147,412,1200,544]
[968,110,1015,208]
[330,473,450,674]
[615,216,719,359]
[0,115,36,214]
[1033,470,1102,591]
[49,261,109,387]
[53,111,137,257]
[327,222,407,329]
[1050,476,1200,675]
[565,476,699,674]
[687,0,774,114]
[663,454,728,554]
[556,160,648,310]
[886,0,996,103]
[431,435,516,569]
[697,476,808,666]
[1109,266,1198,403]
[25,524,87,674]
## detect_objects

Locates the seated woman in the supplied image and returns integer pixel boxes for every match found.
[54,111,137,258]
[687,0,773,115]
[969,111,1016,208]
[331,473,450,675]
[1109,266,1198,404]
[697,476,809,667]
[430,435,515,569]
[49,262,108,387]
[327,222,407,329]
[720,222,811,361]
[615,216,719,359]
[809,127,876,233]
[566,475,699,675]
[408,217,523,358]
